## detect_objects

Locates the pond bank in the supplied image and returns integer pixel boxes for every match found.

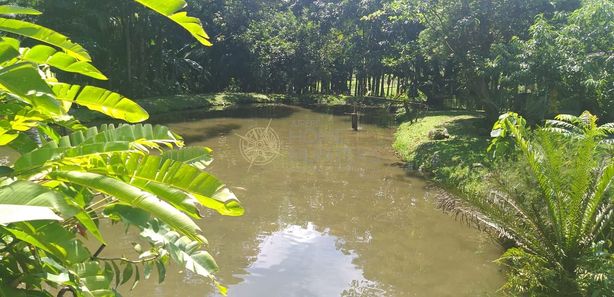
[392,111,494,198]
[73,92,364,122]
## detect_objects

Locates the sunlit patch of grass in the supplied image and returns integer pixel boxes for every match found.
[393,111,485,160]
[393,111,493,193]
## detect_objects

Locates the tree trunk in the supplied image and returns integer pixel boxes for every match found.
[124,16,132,91]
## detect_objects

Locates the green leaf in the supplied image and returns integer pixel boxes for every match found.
[0,166,13,177]
[0,5,42,15]
[13,143,68,173]
[0,36,19,49]
[0,40,19,63]
[0,180,78,220]
[8,133,38,154]
[51,171,206,243]
[143,261,153,280]
[155,260,166,283]
[104,204,151,228]
[0,62,62,116]
[0,17,91,61]
[89,153,243,216]
[75,210,105,244]
[72,261,114,293]
[120,263,133,285]
[37,124,61,143]
[111,261,121,288]
[22,45,107,80]
[141,222,219,278]
[3,221,90,264]
[142,182,201,219]
[161,146,213,170]
[51,83,148,122]
[14,124,183,174]
[46,272,69,284]
[72,124,182,148]
[134,0,212,46]
[0,132,18,145]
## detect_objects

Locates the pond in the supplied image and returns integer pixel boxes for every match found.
[101,105,504,297]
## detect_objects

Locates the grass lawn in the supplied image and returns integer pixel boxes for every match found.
[393,111,493,193]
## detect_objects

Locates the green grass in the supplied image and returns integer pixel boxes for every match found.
[393,111,493,193]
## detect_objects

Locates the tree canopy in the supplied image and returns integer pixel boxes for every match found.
[27,0,613,122]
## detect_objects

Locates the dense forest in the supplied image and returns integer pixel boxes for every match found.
[25,0,614,122]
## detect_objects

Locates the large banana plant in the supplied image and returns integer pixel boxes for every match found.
[0,2,239,297]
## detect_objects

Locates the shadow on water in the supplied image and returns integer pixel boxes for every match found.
[148,104,298,124]
[305,104,397,128]
[181,123,243,143]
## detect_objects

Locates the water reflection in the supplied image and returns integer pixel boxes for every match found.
[109,105,504,297]
[219,223,377,297]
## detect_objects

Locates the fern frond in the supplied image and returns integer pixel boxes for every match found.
[554,114,578,123]
[580,162,614,239]
[545,119,580,133]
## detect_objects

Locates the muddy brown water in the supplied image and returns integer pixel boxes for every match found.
[86,105,504,296]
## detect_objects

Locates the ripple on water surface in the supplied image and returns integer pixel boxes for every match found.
[99,105,503,297]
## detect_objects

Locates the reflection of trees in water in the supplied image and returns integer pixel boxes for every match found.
[160,107,501,296]
[342,279,390,297]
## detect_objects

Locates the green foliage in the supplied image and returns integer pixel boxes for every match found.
[133,0,212,46]
[442,111,613,296]
[26,0,611,123]
[0,2,242,296]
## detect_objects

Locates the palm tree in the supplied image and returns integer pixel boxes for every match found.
[441,112,613,295]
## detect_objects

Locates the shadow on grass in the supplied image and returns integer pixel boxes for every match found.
[407,115,491,186]
[440,117,491,137]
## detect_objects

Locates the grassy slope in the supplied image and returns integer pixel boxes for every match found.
[393,111,492,193]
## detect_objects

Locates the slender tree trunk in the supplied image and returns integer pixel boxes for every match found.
[380,73,385,97]
[348,72,353,96]
[124,16,132,91]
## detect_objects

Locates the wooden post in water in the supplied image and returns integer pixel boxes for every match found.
[347,102,359,131]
